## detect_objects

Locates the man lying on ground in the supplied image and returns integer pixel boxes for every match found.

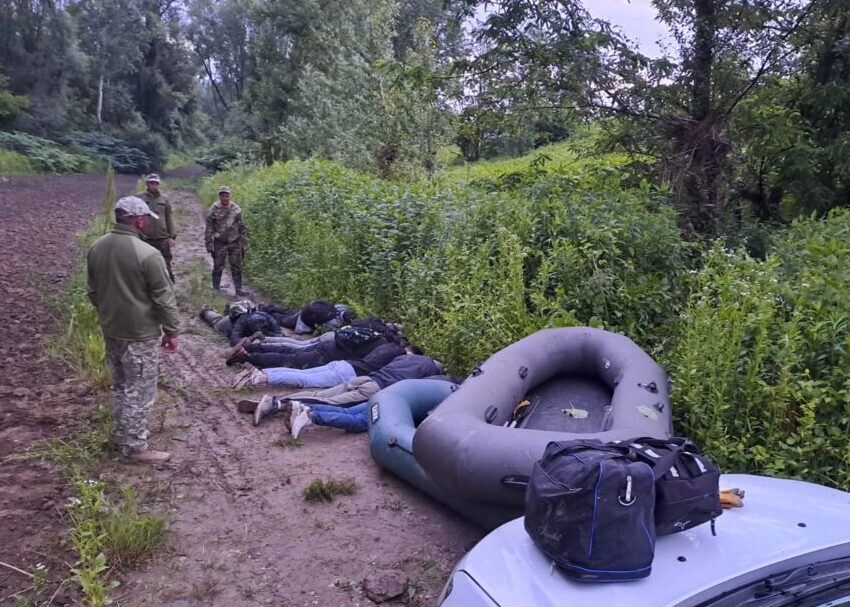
[266,300,355,334]
[199,300,281,346]
[229,316,403,352]
[249,353,444,432]
[231,343,422,390]
[226,324,404,368]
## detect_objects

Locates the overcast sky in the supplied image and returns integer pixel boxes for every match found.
[584,0,671,58]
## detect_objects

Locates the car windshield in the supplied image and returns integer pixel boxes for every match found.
[697,556,850,607]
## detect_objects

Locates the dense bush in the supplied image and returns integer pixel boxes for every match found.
[202,151,690,372]
[196,138,261,172]
[61,132,152,174]
[0,149,33,174]
[203,140,850,493]
[667,209,850,488]
[0,131,94,173]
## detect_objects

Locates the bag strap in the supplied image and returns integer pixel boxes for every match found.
[625,438,691,477]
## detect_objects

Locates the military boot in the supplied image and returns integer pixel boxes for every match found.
[233,273,248,296]
[212,271,222,291]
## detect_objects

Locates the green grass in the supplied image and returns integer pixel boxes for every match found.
[439,140,581,181]
[100,485,169,568]
[303,478,358,502]
[0,149,35,174]
[272,436,304,449]
[164,149,199,171]
[181,257,229,313]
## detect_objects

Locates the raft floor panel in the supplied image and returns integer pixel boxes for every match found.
[520,375,613,433]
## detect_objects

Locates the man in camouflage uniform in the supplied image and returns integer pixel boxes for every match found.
[138,173,177,282]
[87,196,180,464]
[205,185,249,295]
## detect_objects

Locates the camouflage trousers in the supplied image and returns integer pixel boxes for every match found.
[105,337,160,455]
[212,240,243,275]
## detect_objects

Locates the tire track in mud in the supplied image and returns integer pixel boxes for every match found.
[113,188,484,607]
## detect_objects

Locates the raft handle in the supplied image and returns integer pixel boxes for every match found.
[518,365,529,379]
[471,366,484,377]
[501,475,530,490]
[386,437,413,455]
[484,406,498,424]
[638,381,658,393]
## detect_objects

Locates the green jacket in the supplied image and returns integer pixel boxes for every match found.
[87,224,179,340]
[139,191,176,240]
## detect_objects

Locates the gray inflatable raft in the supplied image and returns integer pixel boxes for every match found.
[368,379,519,529]
[413,327,672,507]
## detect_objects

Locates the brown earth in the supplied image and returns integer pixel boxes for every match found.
[0,173,140,603]
[0,175,484,606]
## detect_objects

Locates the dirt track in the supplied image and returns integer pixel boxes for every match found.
[0,175,482,606]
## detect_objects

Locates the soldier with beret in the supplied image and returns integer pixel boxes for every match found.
[138,173,177,282]
[86,196,180,463]
[205,185,248,295]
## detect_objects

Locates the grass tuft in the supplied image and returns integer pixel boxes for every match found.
[303,477,358,502]
[101,485,169,568]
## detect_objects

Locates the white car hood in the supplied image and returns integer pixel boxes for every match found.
[454,474,850,607]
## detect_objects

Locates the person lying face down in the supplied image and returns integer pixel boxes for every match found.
[226,324,405,369]
[231,345,425,391]
[198,300,281,346]
[263,300,355,334]
[245,351,443,427]
[227,316,405,359]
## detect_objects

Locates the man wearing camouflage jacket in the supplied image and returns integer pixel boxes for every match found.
[138,173,177,282]
[205,185,248,295]
[87,196,180,463]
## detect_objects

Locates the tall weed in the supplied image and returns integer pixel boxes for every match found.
[201,154,690,374]
[668,210,850,488]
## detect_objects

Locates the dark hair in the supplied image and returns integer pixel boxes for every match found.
[406,345,423,355]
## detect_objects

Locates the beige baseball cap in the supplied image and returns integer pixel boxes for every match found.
[218,185,231,194]
[115,195,159,219]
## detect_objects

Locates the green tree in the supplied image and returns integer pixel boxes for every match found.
[0,1,86,134]
[73,0,146,128]
[0,70,29,126]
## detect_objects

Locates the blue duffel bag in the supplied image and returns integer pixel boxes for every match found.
[524,439,656,582]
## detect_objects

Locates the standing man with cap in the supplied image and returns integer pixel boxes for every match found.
[205,185,248,295]
[87,196,180,463]
[138,173,177,282]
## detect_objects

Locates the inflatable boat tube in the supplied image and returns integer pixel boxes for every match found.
[368,379,520,529]
[413,327,672,507]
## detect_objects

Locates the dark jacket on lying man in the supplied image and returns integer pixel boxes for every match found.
[228,310,281,346]
[236,336,400,369]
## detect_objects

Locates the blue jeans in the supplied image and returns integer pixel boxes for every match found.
[265,360,356,388]
[262,332,335,349]
[309,402,368,433]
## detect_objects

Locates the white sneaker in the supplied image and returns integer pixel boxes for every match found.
[290,402,313,439]
[289,400,305,429]
[254,394,278,426]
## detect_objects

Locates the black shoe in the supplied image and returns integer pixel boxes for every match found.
[226,351,247,366]
[198,304,212,321]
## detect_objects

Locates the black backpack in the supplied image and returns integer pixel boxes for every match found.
[624,437,722,536]
[524,440,657,582]
[334,326,383,350]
